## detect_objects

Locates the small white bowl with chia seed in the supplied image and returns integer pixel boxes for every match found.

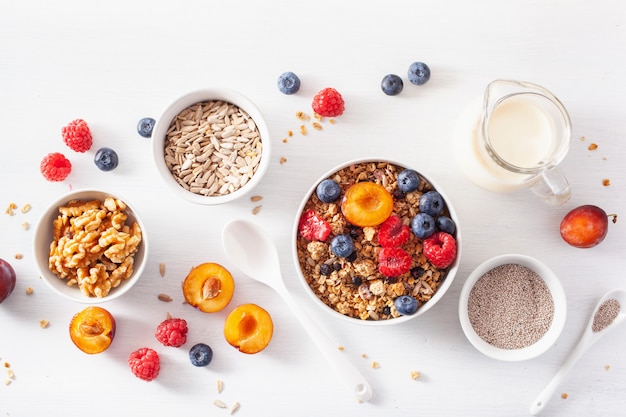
[151,89,271,205]
[458,253,567,361]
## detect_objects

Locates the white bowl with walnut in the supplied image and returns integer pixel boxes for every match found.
[33,189,148,303]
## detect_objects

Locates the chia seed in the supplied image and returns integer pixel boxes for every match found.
[467,263,554,350]
[592,298,621,333]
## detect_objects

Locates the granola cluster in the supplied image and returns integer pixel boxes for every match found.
[295,161,454,321]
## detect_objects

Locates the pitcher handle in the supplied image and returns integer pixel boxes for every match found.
[529,167,571,205]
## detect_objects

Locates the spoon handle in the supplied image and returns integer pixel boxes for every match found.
[529,335,591,415]
[275,284,373,402]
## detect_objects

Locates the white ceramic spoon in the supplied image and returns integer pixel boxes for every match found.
[221,219,373,402]
[530,288,626,415]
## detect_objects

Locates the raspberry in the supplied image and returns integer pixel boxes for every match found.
[423,232,457,269]
[312,87,345,117]
[378,247,412,277]
[378,215,410,247]
[40,152,72,182]
[62,119,93,152]
[155,318,188,347]
[298,209,331,241]
[128,347,160,381]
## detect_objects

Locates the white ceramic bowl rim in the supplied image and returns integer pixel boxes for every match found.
[33,189,149,304]
[458,253,567,361]
[292,157,462,326]
[151,88,271,205]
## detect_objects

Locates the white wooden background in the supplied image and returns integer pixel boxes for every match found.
[1,1,625,416]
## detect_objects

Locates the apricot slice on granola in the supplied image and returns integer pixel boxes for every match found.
[183,263,234,313]
[224,303,273,354]
[341,182,394,227]
[69,306,116,354]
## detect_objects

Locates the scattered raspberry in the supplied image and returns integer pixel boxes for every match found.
[155,318,188,347]
[378,215,409,247]
[423,232,457,269]
[62,119,93,152]
[378,247,412,277]
[40,152,72,182]
[312,88,345,117]
[298,209,331,241]
[128,347,160,381]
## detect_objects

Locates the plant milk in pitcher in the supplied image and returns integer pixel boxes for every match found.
[453,80,571,201]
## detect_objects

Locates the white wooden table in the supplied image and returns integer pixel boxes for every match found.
[1,1,625,416]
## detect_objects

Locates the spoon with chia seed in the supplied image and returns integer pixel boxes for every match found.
[530,288,626,415]
[222,219,373,402]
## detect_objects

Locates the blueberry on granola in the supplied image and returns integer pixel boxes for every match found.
[397,169,420,193]
[394,295,419,315]
[419,191,444,216]
[411,212,436,239]
[436,215,456,234]
[316,179,342,203]
[331,234,355,258]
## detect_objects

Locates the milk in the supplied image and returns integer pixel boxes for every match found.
[453,94,557,193]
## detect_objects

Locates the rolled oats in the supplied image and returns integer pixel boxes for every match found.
[295,161,456,321]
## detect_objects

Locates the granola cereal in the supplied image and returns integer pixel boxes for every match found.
[48,198,142,298]
[295,161,457,321]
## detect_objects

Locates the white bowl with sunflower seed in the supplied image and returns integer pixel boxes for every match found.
[33,189,148,303]
[292,158,461,326]
[151,88,271,205]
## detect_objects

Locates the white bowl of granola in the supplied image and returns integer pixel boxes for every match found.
[33,189,148,303]
[151,88,271,205]
[293,158,461,325]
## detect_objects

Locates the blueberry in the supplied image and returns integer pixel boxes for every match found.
[94,147,119,171]
[189,343,213,367]
[394,295,419,315]
[277,71,301,95]
[316,179,341,203]
[319,263,332,276]
[436,215,456,234]
[381,74,403,96]
[330,234,355,258]
[419,191,444,216]
[137,117,155,138]
[397,169,420,193]
[407,62,431,86]
[411,212,435,239]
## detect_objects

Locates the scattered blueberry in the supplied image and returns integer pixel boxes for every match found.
[407,62,431,86]
[316,179,341,203]
[330,234,355,258]
[137,117,155,138]
[419,191,444,216]
[94,147,119,171]
[277,71,301,95]
[381,74,403,96]
[436,215,456,234]
[189,343,213,367]
[397,169,420,193]
[394,295,419,315]
[411,212,436,239]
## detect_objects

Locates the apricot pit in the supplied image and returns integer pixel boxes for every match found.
[69,306,116,354]
[183,263,235,313]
